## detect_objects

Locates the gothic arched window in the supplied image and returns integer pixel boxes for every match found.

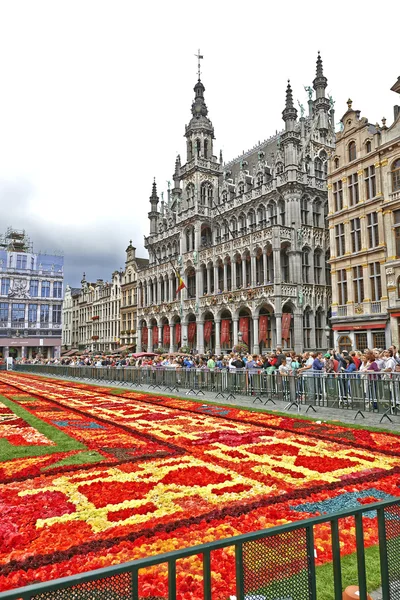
[204,139,208,159]
[268,203,277,225]
[238,182,245,195]
[186,184,195,207]
[301,196,309,225]
[257,172,263,187]
[366,140,372,154]
[313,200,321,227]
[302,249,310,283]
[348,141,357,162]
[315,308,324,348]
[315,157,323,178]
[303,308,312,348]
[334,157,339,169]
[196,139,201,157]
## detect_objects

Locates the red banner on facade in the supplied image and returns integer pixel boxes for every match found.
[239,317,249,345]
[259,315,268,344]
[204,320,212,343]
[152,326,159,346]
[175,323,181,345]
[221,319,231,345]
[141,327,148,345]
[163,325,170,346]
[188,322,196,343]
[281,313,292,341]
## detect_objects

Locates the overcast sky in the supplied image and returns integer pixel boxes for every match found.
[0,0,398,286]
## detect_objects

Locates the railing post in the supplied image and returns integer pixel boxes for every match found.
[131,567,139,600]
[203,549,212,600]
[355,512,368,600]
[377,507,390,600]
[306,525,317,600]
[235,542,244,600]
[168,559,176,600]
[330,519,343,600]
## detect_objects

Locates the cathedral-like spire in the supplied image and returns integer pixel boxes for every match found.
[285,80,294,109]
[150,178,159,206]
[282,80,297,129]
[191,79,208,118]
[313,51,328,98]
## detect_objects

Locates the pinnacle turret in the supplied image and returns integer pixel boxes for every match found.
[285,80,294,109]
[282,80,297,129]
[150,178,159,205]
[313,51,328,99]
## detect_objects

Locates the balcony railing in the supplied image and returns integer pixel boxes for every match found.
[337,305,347,317]
[371,301,382,314]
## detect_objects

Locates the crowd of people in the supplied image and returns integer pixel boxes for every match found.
[12,345,400,376]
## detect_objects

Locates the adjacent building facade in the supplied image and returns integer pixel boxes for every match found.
[0,227,64,359]
[62,272,122,353]
[136,54,334,355]
[120,242,149,350]
[328,78,400,351]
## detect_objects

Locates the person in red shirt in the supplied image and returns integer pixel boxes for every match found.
[350,351,361,370]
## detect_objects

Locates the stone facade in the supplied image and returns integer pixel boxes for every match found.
[0,228,64,359]
[136,54,334,354]
[328,78,400,351]
[120,242,149,350]
[62,272,122,352]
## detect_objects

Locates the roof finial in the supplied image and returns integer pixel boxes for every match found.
[316,51,323,77]
[285,80,294,109]
[195,49,203,81]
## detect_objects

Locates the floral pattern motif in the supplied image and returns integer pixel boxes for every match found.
[1,372,400,598]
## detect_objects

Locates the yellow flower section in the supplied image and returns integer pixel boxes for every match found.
[19,455,275,534]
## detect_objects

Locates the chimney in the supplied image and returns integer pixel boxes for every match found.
[394,105,400,121]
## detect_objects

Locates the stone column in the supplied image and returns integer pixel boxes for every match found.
[273,248,281,284]
[233,318,239,347]
[137,327,142,352]
[263,249,268,284]
[251,255,257,286]
[384,210,394,258]
[215,319,221,354]
[377,208,385,247]
[360,215,368,251]
[294,313,303,353]
[148,327,153,352]
[181,322,188,348]
[169,276,173,302]
[232,260,237,290]
[275,312,282,347]
[196,267,203,299]
[206,265,211,293]
[253,316,260,355]
[197,320,205,354]
[242,259,247,287]
[158,325,162,348]
[214,265,219,292]
[346,266,354,307]
[168,323,174,353]
[223,263,228,291]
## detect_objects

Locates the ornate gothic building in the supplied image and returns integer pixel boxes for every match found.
[136,54,334,354]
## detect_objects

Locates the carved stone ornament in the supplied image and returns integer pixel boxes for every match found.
[8,279,30,299]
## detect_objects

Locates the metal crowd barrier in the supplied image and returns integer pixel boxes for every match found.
[1,496,399,600]
[13,365,400,422]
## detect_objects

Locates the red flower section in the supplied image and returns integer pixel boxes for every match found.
[1,371,400,599]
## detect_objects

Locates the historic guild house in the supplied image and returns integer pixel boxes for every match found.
[136,54,334,354]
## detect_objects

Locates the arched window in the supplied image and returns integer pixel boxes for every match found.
[222,221,229,240]
[303,309,311,348]
[334,157,340,169]
[200,182,213,207]
[366,140,372,153]
[268,203,277,225]
[392,158,400,192]
[196,139,201,157]
[257,172,263,187]
[186,184,195,207]
[301,196,309,225]
[315,157,323,178]
[215,224,221,243]
[248,210,256,230]
[348,141,357,162]
[257,205,266,227]
[314,250,322,284]
[315,308,324,348]
[281,247,290,282]
[188,141,193,160]
[302,249,310,283]
[313,200,321,227]
[279,200,285,226]
[187,268,196,299]
[204,139,208,159]
[230,217,238,237]
[239,213,247,234]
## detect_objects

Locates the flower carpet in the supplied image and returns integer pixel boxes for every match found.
[1,371,400,598]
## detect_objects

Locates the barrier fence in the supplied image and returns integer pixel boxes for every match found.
[0,497,399,600]
[14,365,400,422]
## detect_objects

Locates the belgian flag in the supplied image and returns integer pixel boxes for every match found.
[176,273,186,295]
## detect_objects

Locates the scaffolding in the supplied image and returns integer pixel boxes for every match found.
[0,227,33,253]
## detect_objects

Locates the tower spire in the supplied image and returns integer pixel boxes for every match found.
[195,49,203,81]
[313,51,328,99]
[282,80,297,130]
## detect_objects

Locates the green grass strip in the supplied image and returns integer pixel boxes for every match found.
[41,450,105,470]
[0,395,85,461]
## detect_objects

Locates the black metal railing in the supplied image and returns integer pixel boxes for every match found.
[14,365,400,423]
[0,497,399,600]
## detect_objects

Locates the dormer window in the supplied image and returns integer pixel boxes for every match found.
[204,139,208,159]
[334,157,339,169]
[348,141,357,162]
[366,140,372,154]
[238,183,245,195]
[257,172,263,187]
